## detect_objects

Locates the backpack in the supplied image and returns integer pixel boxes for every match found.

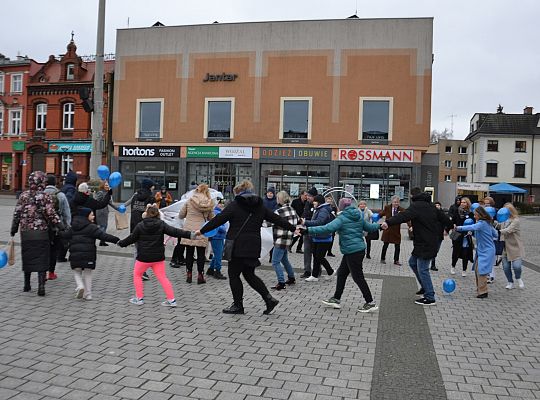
[50,189,62,216]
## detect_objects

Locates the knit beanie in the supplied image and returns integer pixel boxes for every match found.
[77,207,92,217]
[338,198,352,211]
[307,187,318,196]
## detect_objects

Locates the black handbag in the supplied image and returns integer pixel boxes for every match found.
[494,230,505,256]
[449,229,462,241]
[223,213,252,261]
[366,230,379,241]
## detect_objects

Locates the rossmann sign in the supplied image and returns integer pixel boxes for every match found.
[120,146,180,158]
[338,149,414,162]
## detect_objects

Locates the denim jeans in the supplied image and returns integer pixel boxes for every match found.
[502,257,522,283]
[210,239,224,271]
[409,255,435,301]
[271,246,295,283]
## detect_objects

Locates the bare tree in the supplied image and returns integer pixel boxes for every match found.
[430,128,453,144]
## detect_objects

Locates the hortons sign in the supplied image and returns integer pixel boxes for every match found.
[338,149,414,162]
[120,146,180,158]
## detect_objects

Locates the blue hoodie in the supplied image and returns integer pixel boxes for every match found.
[211,206,228,240]
[61,171,78,203]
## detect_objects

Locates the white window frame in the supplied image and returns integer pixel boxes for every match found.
[135,98,164,139]
[35,103,47,130]
[458,146,467,154]
[0,107,3,135]
[457,160,467,169]
[457,176,467,182]
[9,109,22,134]
[10,73,23,93]
[280,97,312,140]
[444,160,452,168]
[358,97,394,141]
[444,175,451,182]
[63,102,75,130]
[61,154,74,176]
[0,73,4,94]
[203,97,235,139]
[66,64,75,80]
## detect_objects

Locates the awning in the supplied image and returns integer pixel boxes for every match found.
[488,182,527,194]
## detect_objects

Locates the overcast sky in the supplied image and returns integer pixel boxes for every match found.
[3,0,539,139]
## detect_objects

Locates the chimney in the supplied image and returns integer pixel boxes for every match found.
[523,106,533,115]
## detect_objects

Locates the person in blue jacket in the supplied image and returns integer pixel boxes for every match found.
[301,198,381,313]
[455,205,498,298]
[301,194,335,281]
[206,199,228,280]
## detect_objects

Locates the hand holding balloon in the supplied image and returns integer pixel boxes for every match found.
[118,204,127,214]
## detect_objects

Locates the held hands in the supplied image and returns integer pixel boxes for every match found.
[380,222,389,230]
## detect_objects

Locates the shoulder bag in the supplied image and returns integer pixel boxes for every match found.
[223,213,252,261]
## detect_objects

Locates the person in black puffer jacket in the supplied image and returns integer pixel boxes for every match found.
[61,207,120,301]
[118,205,195,307]
[198,180,296,315]
[71,182,113,218]
[125,178,156,233]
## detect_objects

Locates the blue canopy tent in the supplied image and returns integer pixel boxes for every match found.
[488,183,527,207]
[489,182,527,194]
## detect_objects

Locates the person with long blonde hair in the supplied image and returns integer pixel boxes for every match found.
[495,203,525,289]
[450,196,474,276]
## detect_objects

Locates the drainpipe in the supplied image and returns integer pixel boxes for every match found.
[531,133,535,199]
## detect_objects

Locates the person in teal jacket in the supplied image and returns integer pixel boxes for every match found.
[302,197,381,313]
[455,206,498,298]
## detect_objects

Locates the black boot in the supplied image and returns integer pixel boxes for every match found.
[37,272,46,296]
[23,272,31,292]
[223,302,245,314]
[263,294,279,315]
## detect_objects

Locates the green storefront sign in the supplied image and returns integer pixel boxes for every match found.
[186,146,219,158]
[48,142,92,153]
[12,141,25,151]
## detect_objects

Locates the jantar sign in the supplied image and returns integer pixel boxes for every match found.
[120,146,180,158]
[339,149,414,162]
[203,73,238,82]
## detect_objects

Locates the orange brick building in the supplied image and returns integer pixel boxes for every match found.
[113,18,433,204]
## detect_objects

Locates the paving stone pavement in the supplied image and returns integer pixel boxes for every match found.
[0,198,539,400]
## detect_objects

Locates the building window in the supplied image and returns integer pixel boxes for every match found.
[444,175,451,182]
[445,146,452,153]
[457,160,467,169]
[0,108,3,134]
[63,103,75,130]
[515,141,526,153]
[66,64,75,80]
[0,73,4,94]
[61,154,74,176]
[204,98,234,139]
[10,74,23,93]
[486,162,498,177]
[136,99,163,140]
[487,140,498,152]
[444,160,452,168]
[280,98,312,141]
[9,110,22,134]
[458,146,467,154]
[359,97,393,143]
[473,142,476,154]
[457,176,467,182]
[35,103,47,130]
[514,164,525,178]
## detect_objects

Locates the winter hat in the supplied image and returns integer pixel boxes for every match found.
[313,194,325,205]
[307,187,318,196]
[78,182,90,193]
[64,171,78,185]
[267,187,276,194]
[77,207,92,217]
[338,198,353,211]
[46,175,56,186]
[142,178,155,190]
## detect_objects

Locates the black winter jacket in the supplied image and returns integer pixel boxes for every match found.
[200,192,296,259]
[291,197,306,217]
[127,188,156,232]
[62,215,119,269]
[71,190,112,217]
[385,192,452,259]
[117,217,192,263]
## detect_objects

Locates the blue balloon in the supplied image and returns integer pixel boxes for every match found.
[470,203,480,212]
[108,172,122,188]
[201,222,218,238]
[0,250,7,268]
[485,206,496,218]
[464,218,474,226]
[97,165,110,180]
[118,204,127,214]
[372,213,380,222]
[443,278,456,293]
[496,207,510,223]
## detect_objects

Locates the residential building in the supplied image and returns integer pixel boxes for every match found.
[113,17,434,204]
[427,138,468,183]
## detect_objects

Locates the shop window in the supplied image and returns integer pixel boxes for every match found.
[444,175,451,182]
[188,162,253,200]
[260,163,328,197]
[11,73,22,93]
[66,64,75,80]
[204,98,234,140]
[457,161,467,169]
[136,99,163,140]
[445,146,452,153]
[486,162,498,177]
[35,103,47,131]
[457,176,467,182]
[458,146,467,154]
[444,160,452,168]
[280,98,311,141]
[9,109,21,134]
[487,140,498,152]
[514,164,525,178]
[63,102,75,130]
[515,141,526,153]
[359,97,393,144]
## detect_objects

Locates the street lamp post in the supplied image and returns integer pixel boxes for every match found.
[381,156,387,210]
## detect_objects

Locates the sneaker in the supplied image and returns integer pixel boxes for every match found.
[430,266,438,271]
[321,297,341,309]
[48,272,58,280]
[450,267,456,275]
[75,287,84,299]
[305,276,319,282]
[285,277,296,285]
[358,303,379,313]
[84,295,93,301]
[505,282,514,290]
[414,297,436,306]
[213,271,227,280]
[142,272,150,281]
[300,272,311,279]
[487,276,494,284]
[271,282,286,291]
[129,297,144,305]
[416,288,425,296]
[161,299,177,307]
[296,250,304,254]
[394,261,402,266]
[476,293,488,299]
[461,271,467,277]
[206,268,215,276]
[516,279,525,289]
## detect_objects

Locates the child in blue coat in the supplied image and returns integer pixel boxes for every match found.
[206,199,228,280]
[455,206,498,298]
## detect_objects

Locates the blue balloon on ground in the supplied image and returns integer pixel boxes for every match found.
[464,218,474,226]
[471,203,480,212]
[496,207,510,223]
[372,213,380,222]
[443,278,456,293]
[118,204,126,214]
[0,250,7,268]
[485,206,496,218]
[97,165,110,180]
[201,222,218,238]
[108,172,122,188]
